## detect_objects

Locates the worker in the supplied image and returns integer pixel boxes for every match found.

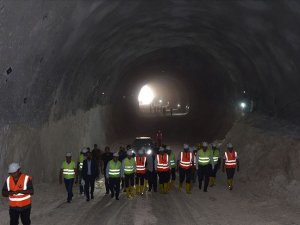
[2,163,34,225]
[92,144,102,175]
[167,146,176,189]
[82,151,99,201]
[106,152,123,200]
[77,148,88,196]
[222,143,240,190]
[177,144,193,194]
[122,150,136,198]
[59,152,77,203]
[191,146,198,184]
[156,146,170,194]
[156,130,163,146]
[196,142,214,192]
[101,146,113,195]
[135,149,147,195]
[209,143,221,187]
[119,146,127,190]
[146,148,157,192]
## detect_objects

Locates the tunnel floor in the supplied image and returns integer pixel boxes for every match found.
[1,174,299,225]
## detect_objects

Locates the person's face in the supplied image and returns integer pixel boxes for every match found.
[203,146,207,151]
[128,155,132,159]
[94,145,97,148]
[66,156,72,162]
[87,152,92,159]
[113,156,118,161]
[228,148,233,152]
[105,147,110,153]
[184,148,188,152]
[10,170,20,179]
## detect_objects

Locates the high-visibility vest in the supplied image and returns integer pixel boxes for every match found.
[62,161,76,179]
[135,156,146,174]
[156,154,170,172]
[124,158,135,175]
[198,149,212,166]
[224,150,237,168]
[213,149,220,163]
[169,152,176,168]
[79,154,84,171]
[6,174,32,208]
[108,160,122,178]
[179,151,192,170]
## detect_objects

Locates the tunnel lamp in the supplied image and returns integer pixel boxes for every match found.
[177,104,181,108]
[138,85,155,105]
[147,149,152,155]
[240,102,246,109]
[159,99,163,103]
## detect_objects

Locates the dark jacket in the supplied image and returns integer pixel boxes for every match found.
[82,159,99,180]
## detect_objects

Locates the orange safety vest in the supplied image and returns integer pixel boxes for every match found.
[135,156,147,174]
[179,151,192,170]
[6,174,32,208]
[224,150,237,168]
[156,154,170,172]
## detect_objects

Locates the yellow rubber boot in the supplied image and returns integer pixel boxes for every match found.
[186,183,191,194]
[209,177,214,187]
[129,186,133,197]
[171,180,175,189]
[214,177,217,186]
[163,183,168,194]
[159,184,164,193]
[136,185,140,195]
[126,187,131,198]
[230,179,233,190]
[144,180,148,192]
[178,183,182,192]
[167,182,171,191]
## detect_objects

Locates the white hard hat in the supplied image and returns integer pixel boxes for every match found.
[138,149,144,155]
[113,152,119,157]
[227,143,233,148]
[159,147,165,152]
[8,163,20,173]
[183,144,189,149]
[212,143,217,148]
[166,146,171,150]
[82,148,88,154]
[202,142,208,147]
[66,152,72,157]
[127,150,133,156]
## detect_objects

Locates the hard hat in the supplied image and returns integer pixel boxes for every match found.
[212,143,217,148]
[8,163,20,173]
[227,143,233,148]
[202,142,208,147]
[82,148,88,154]
[66,152,72,157]
[159,147,165,152]
[113,152,119,157]
[127,150,133,156]
[183,144,189,149]
[166,146,171,150]
[138,149,144,155]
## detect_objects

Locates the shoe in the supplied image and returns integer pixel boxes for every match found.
[163,183,168,194]
[148,188,152,192]
[178,183,182,192]
[186,183,191,194]
[116,196,119,200]
[67,200,71,203]
[111,193,114,198]
[86,198,90,202]
[199,183,202,190]
[159,184,164,194]
[209,177,214,187]
[204,189,207,192]
[91,195,94,200]
[136,185,140,195]
[126,188,131,198]
[105,191,109,195]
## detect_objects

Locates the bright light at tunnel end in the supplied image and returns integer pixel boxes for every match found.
[138,85,155,105]
[240,102,246,109]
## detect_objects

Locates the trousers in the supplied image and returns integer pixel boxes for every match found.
[147,171,157,191]
[9,207,31,225]
[179,167,192,183]
[198,164,212,191]
[124,174,135,187]
[158,171,170,184]
[109,177,120,198]
[84,175,95,199]
[64,178,74,201]
[135,173,145,185]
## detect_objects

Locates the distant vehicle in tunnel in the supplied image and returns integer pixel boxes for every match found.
[132,137,155,155]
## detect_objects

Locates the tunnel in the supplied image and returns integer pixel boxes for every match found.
[0,1,300,224]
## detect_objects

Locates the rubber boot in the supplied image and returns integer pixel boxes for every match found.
[136,185,140,195]
[209,177,214,187]
[178,183,182,192]
[159,184,164,194]
[186,183,191,194]
[126,187,131,198]
[213,177,216,186]
[171,180,175,189]
[229,179,233,190]
[167,182,171,191]
[144,180,148,192]
[163,183,168,194]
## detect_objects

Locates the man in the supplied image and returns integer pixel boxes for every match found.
[135,149,147,195]
[156,130,163,147]
[209,143,221,187]
[118,146,127,190]
[122,150,136,198]
[146,148,157,192]
[167,146,176,189]
[196,142,214,192]
[178,144,193,194]
[106,152,123,200]
[101,146,113,194]
[77,148,88,196]
[191,146,198,184]
[82,151,99,201]
[156,147,170,194]
[2,163,34,225]
[60,152,77,202]
[222,143,240,190]
[92,144,102,173]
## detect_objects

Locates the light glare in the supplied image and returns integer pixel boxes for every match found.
[138,85,155,105]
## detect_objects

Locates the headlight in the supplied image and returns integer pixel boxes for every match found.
[147,149,152,155]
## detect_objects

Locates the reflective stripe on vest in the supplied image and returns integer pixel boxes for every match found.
[124,158,135,174]
[157,154,170,172]
[79,154,84,170]
[179,151,192,169]
[62,161,76,179]
[7,174,32,207]
[225,151,237,168]
[213,149,220,163]
[198,150,212,166]
[135,156,146,174]
[109,160,121,178]
[170,153,176,168]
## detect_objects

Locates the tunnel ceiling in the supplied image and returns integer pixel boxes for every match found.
[1,0,300,127]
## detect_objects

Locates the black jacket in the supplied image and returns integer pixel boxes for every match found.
[82,159,99,179]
